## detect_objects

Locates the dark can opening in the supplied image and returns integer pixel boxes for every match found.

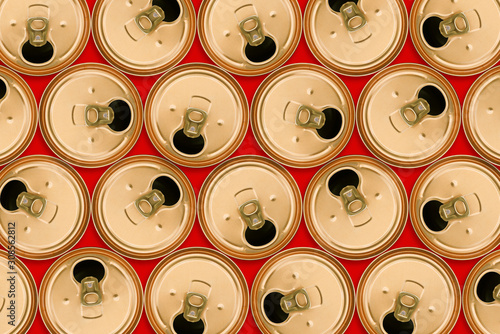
[0,180,27,211]
[422,17,448,48]
[263,291,289,324]
[422,200,448,232]
[476,271,500,303]
[153,0,181,22]
[108,100,132,132]
[244,220,277,247]
[73,259,106,283]
[173,129,205,155]
[316,108,343,140]
[152,175,181,206]
[328,169,360,196]
[172,314,205,334]
[21,41,54,64]
[382,312,415,334]
[244,37,277,63]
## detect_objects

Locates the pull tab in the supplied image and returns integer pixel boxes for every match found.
[340,2,372,43]
[280,289,311,313]
[84,105,114,127]
[135,189,165,218]
[439,10,481,38]
[16,191,46,218]
[235,188,265,230]
[339,185,367,216]
[394,292,419,322]
[390,98,431,133]
[27,5,50,47]
[235,5,265,46]
[135,6,165,34]
[183,292,208,322]
[183,96,211,138]
[80,277,103,319]
[439,193,481,221]
[296,105,326,129]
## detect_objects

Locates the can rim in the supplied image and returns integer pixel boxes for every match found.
[356,63,461,168]
[409,0,500,77]
[92,0,196,76]
[250,63,356,168]
[144,247,249,333]
[463,66,500,166]
[39,63,144,168]
[304,155,408,260]
[410,155,500,260]
[0,250,38,333]
[39,247,143,334]
[145,63,249,168]
[0,0,91,77]
[197,155,302,260]
[92,155,197,260]
[356,247,461,334]
[197,0,303,77]
[250,247,355,334]
[0,66,38,166]
[0,155,90,260]
[303,0,408,77]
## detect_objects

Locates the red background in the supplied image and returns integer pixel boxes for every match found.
[8,0,488,332]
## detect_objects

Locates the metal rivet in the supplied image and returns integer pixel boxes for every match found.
[429,306,435,312]
[169,105,176,112]
[156,40,163,47]
[307,321,313,327]
[6,117,13,124]
[466,228,473,234]
[170,289,176,296]
[487,107,494,115]
[10,20,16,26]
[126,184,133,190]
[217,119,224,126]
[292,136,299,143]
[127,0,133,6]
[382,287,389,294]
[375,9,381,16]
[270,195,276,202]
[330,31,337,38]
[466,44,473,51]
[113,294,119,301]
[307,88,314,95]
[45,181,52,188]
[270,11,277,17]
[375,193,382,199]
[330,215,336,222]
[224,214,230,221]
[451,180,458,187]
[392,91,399,98]
[217,304,224,310]
[24,226,30,233]
[60,21,67,27]
[224,30,230,37]
[156,224,162,231]
[292,272,299,279]
[63,298,69,305]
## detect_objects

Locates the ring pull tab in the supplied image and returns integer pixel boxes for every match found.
[394,292,419,322]
[80,276,103,319]
[16,191,47,218]
[27,5,50,47]
[439,193,481,221]
[84,105,114,127]
[280,289,311,313]
[183,292,208,323]
[295,105,326,129]
[339,185,367,216]
[235,188,265,230]
[135,189,165,218]
[439,10,481,38]
[340,2,372,43]
[183,96,211,138]
[235,5,265,47]
[389,98,431,133]
[135,6,165,34]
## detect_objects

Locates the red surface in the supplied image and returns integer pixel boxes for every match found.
[6,0,490,332]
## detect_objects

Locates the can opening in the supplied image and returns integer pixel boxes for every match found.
[108,100,132,132]
[476,271,500,303]
[0,78,6,100]
[244,36,277,63]
[316,108,343,140]
[422,17,448,48]
[328,169,360,196]
[73,259,106,283]
[173,314,205,334]
[382,312,415,334]
[152,0,181,23]
[418,86,446,116]
[152,176,181,206]
[263,292,289,324]
[328,0,359,12]
[173,129,205,155]
[0,180,28,211]
[245,219,277,247]
[21,40,54,64]
[422,200,448,232]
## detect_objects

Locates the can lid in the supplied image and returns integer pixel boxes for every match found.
[145,247,248,333]
[251,64,355,168]
[357,247,461,334]
[145,63,248,167]
[410,0,500,76]
[0,66,37,166]
[0,156,90,260]
[40,247,143,334]
[0,250,38,333]
[198,156,302,260]
[93,0,196,76]
[304,0,408,76]
[410,156,500,260]
[251,248,355,333]
[93,155,196,259]
[357,63,461,168]
[0,0,90,76]
[463,67,500,166]
[304,155,407,260]
[463,249,500,334]
[198,0,302,76]
[40,63,143,168]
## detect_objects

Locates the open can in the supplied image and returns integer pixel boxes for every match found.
[0,155,90,260]
[357,63,461,168]
[304,0,408,76]
[251,64,355,168]
[357,248,461,334]
[251,248,355,333]
[92,0,196,76]
[198,156,302,260]
[39,63,143,168]
[304,155,407,260]
[39,247,143,334]
[197,0,302,76]
[145,247,248,333]
[0,0,90,76]
[92,155,196,259]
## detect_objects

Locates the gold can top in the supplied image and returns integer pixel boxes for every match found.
[0,0,90,76]
[251,64,355,168]
[304,0,408,76]
[197,0,302,76]
[40,247,143,334]
[40,63,143,168]
[304,155,407,260]
[0,155,90,260]
[145,63,248,167]
[357,63,461,168]
[93,155,196,259]
[0,66,37,166]
[410,155,500,260]
[410,0,500,76]
[198,155,302,260]
[145,247,248,334]
[251,248,355,334]
[357,248,461,334]
[93,0,196,76]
